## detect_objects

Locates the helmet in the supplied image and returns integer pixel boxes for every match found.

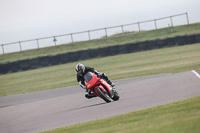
[75,63,85,76]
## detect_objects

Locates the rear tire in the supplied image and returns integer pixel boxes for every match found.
[96,87,112,103]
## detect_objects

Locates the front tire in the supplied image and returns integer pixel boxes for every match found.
[112,90,120,101]
[96,87,112,103]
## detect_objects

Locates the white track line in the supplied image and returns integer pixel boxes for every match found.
[191,70,200,79]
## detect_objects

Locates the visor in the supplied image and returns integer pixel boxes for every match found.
[78,69,83,74]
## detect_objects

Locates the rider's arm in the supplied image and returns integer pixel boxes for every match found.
[85,66,102,76]
[77,74,87,89]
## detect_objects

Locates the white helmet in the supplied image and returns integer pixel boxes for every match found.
[75,63,85,76]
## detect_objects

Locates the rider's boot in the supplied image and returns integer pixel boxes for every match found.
[107,80,115,87]
[100,73,115,87]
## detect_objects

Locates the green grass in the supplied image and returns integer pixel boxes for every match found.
[41,95,200,133]
[0,43,200,96]
[0,23,200,63]
[0,105,12,108]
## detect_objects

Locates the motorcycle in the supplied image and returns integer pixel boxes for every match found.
[84,72,120,103]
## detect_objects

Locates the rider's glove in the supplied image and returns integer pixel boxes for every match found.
[82,85,87,90]
[79,81,87,90]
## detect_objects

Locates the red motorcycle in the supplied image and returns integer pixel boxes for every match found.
[84,72,120,103]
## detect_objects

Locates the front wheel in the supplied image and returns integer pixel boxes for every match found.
[112,90,120,101]
[96,87,112,103]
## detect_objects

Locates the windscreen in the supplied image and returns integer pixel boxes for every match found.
[84,72,93,82]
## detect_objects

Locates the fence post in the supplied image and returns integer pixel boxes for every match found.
[88,31,91,40]
[1,44,4,54]
[53,36,57,46]
[170,16,173,27]
[105,28,108,37]
[36,39,40,49]
[121,25,124,34]
[71,34,74,44]
[138,22,141,31]
[154,19,157,29]
[186,12,189,25]
[19,41,22,51]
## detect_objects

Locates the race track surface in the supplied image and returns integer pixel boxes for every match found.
[0,71,200,133]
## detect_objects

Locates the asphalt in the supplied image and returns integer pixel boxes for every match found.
[0,71,200,133]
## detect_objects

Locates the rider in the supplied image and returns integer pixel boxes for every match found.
[75,63,115,99]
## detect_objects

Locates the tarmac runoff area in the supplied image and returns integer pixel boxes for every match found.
[0,71,200,133]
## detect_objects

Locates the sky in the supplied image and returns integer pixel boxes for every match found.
[0,0,200,46]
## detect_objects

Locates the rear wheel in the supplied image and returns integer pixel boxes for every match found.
[96,87,112,103]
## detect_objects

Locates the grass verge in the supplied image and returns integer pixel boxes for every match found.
[0,105,12,108]
[0,23,200,63]
[41,95,200,133]
[0,43,200,96]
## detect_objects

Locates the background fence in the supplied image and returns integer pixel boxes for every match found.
[1,33,200,74]
[0,12,189,54]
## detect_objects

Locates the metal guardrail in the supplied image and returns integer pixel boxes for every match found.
[0,12,189,54]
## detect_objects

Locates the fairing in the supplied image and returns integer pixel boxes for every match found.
[84,72,112,95]
[84,72,99,89]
